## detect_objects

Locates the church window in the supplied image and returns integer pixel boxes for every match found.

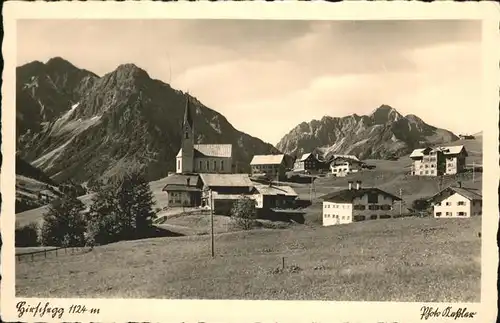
[221,160,224,170]
[177,160,181,170]
[206,160,209,169]
[199,160,202,170]
[213,160,217,171]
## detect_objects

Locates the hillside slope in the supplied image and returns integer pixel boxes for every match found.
[15,156,62,213]
[276,105,458,160]
[16,58,279,183]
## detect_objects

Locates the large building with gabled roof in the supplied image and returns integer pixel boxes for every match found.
[176,94,233,174]
[409,145,468,176]
[320,181,402,226]
[250,154,288,180]
[428,182,482,218]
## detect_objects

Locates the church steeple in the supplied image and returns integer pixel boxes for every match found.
[176,92,195,174]
[183,93,193,129]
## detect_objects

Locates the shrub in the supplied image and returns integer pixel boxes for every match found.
[15,222,40,247]
[412,197,432,215]
[40,195,87,247]
[230,196,258,230]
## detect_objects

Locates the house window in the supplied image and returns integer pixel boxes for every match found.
[213,160,217,171]
[199,160,202,170]
[221,160,224,170]
[380,205,391,211]
[367,193,378,204]
[436,212,442,217]
[206,160,209,169]
[457,201,465,206]
[458,212,467,216]
[368,205,380,210]
[445,202,451,206]
[436,202,441,206]
[446,212,452,216]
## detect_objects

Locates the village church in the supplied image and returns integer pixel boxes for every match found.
[176,95,233,174]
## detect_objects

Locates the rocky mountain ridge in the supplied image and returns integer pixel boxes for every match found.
[276,105,459,160]
[16,58,279,184]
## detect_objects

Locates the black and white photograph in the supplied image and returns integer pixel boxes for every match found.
[1,2,498,323]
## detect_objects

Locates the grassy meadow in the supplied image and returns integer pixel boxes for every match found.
[15,136,483,301]
[16,216,481,301]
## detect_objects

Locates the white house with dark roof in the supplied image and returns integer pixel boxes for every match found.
[409,145,468,176]
[320,181,402,226]
[176,95,233,174]
[250,154,287,179]
[329,156,363,177]
[428,183,482,218]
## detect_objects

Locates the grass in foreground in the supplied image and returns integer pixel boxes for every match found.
[16,216,481,302]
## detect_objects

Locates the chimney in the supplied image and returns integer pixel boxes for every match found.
[186,177,191,186]
[348,181,353,190]
[356,180,362,190]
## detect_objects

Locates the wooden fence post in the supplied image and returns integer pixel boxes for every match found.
[282,256,285,269]
[44,249,47,258]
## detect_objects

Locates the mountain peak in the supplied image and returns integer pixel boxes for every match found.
[45,56,78,70]
[370,104,402,124]
[112,63,151,81]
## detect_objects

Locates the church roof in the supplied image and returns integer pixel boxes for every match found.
[183,94,193,128]
[194,144,232,158]
[176,144,233,158]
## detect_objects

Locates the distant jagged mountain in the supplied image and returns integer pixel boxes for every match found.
[16,58,279,184]
[276,105,459,160]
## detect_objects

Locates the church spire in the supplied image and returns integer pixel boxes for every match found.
[183,93,193,128]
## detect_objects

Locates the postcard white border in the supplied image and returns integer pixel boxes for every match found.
[2,1,499,323]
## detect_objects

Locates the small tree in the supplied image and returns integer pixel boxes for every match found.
[126,172,156,237]
[40,195,86,247]
[15,222,40,247]
[230,196,257,230]
[86,179,123,245]
[412,197,432,216]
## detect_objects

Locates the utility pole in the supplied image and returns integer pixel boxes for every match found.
[210,189,214,258]
[399,188,403,216]
[472,161,475,183]
[310,176,313,202]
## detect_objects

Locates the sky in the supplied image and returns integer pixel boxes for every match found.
[17,19,483,145]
